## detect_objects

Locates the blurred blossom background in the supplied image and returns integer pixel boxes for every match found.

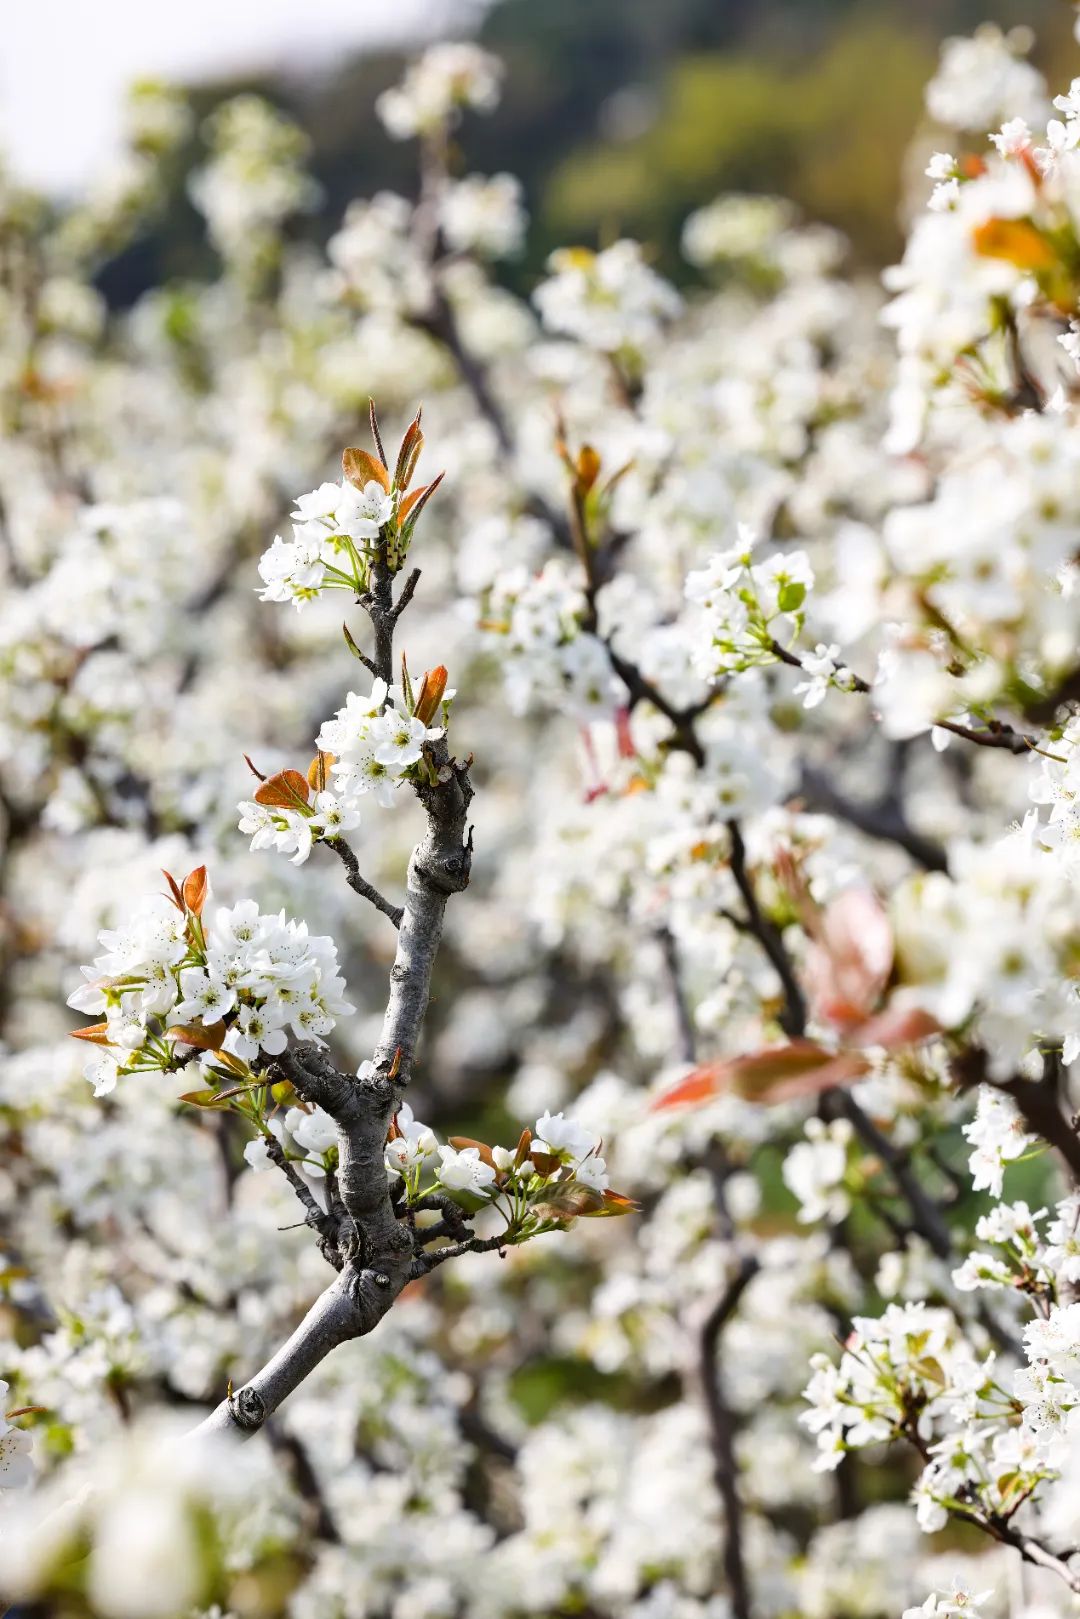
[3,0,1070,289]
[10,1,1080,1616]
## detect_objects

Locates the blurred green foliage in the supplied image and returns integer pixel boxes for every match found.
[540,20,935,268]
[97,0,1074,305]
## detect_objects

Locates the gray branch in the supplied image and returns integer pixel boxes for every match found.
[192,538,476,1439]
[371,741,473,1088]
[191,1266,393,1439]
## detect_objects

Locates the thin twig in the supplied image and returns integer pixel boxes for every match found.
[391,567,422,622]
[324,837,403,929]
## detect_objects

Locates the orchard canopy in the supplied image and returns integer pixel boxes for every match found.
[9,19,1080,1619]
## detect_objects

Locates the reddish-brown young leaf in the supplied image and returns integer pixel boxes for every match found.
[253,769,310,809]
[69,1021,112,1046]
[652,1042,861,1111]
[575,444,602,493]
[181,865,208,918]
[368,398,387,465]
[531,1182,607,1221]
[394,408,424,490]
[847,1005,940,1051]
[210,1050,252,1078]
[973,216,1055,270]
[398,470,445,528]
[650,1067,725,1111]
[413,666,448,727]
[342,446,390,492]
[597,1189,642,1215]
[514,1128,533,1168]
[804,887,893,1029]
[168,1021,227,1052]
[529,1150,561,1177]
[307,751,334,793]
[162,869,185,910]
[448,1136,496,1169]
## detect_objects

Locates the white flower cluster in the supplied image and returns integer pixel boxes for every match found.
[782,1117,854,1224]
[801,1304,1002,1514]
[376,43,503,141]
[239,676,447,865]
[257,477,393,609]
[0,1414,289,1616]
[872,411,1080,725]
[438,172,526,260]
[890,815,1080,1078]
[68,885,351,1093]
[326,191,433,316]
[682,192,798,270]
[479,558,624,720]
[188,95,317,265]
[1030,722,1080,874]
[248,1094,623,1246]
[804,1275,1080,1538]
[317,678,446,806]
[925,25,1048,135]
[961,1088,1036,1197]
[904,1581,994,1619]
[1016,1301,1080,1457]
[533,241,681,355]
[684,525,827,688]
[387,1103,612,1209]
[952,1196,1078,1296]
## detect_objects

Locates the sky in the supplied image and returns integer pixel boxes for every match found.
[1,0,475,193]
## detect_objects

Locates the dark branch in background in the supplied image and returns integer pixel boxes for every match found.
[604,639,712,765]
[658,926,698,1064]
[415,289,513,455]
[0,487,30,588]
[727,821,806,1039]
[269,1429,341,1543]
[700,1257,761,1619]
[797,765,948,874]
[996,1072,1080,1183]
[821,1092,952,1259]
[950,1047,1080,1184]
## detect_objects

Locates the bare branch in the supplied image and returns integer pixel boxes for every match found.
[191,1269,382,1439]
[371,741,474,1089]
[323,836,403,929]
[391,566,422,623]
